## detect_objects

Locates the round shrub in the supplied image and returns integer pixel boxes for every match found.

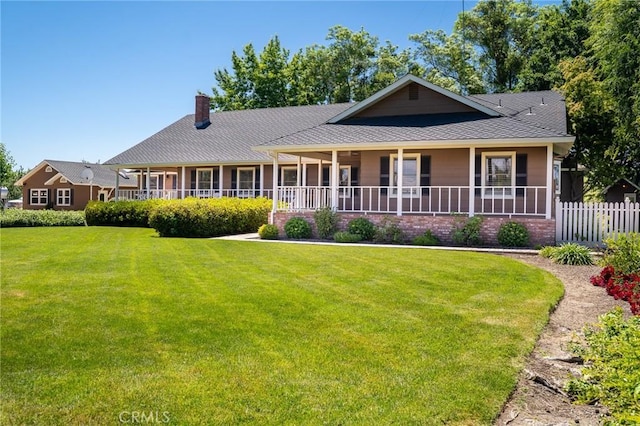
[284,217,312,239]
[412,230,441,246]
[333,231,363,243]
[539,246,556,259]
[497,221,530,247]
[313,207,338,239]
[347,217,376,241]
[258,224,279,240]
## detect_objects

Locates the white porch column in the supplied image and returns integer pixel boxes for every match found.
[115,168,120,201]
[272,153,279,212]
[317,159,323,186]
[296,156,302,186]
[219,165,224,197]
[146,167,151,197]
[259,163,265,197]
[469,146,475,217]
[545,143,553,219]
[181,166,186,199]
[397,148,403,216]
[331,150,338,210]
[302,163,307,186]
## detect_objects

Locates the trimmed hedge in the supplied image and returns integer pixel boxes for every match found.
[0,209,86,227]
[148,197,271,238]
[85,200,162,227]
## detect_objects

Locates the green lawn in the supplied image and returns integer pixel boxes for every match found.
[1,227,563,425]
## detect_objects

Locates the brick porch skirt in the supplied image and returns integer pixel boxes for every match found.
[271,212,556,247]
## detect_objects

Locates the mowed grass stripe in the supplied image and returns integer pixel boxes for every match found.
[1,227,562,425]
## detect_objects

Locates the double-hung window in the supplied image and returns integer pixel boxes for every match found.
[237,168,255,190]
[57,188,71,206]
[390,154,419,197]
[281,167,298,186]
[196,169,213,196]
[30,189,48,206]
[482,152,515,198]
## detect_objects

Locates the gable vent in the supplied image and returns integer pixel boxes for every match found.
[408,84,419,101]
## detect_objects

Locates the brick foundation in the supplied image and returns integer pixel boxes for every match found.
[272,212,556,247]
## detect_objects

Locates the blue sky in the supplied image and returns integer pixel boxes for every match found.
[2,1,557,170]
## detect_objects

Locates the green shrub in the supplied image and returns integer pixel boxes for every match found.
[284,217,312,239]
[347,217,376,241]
[551,243,593,265]
[85,199,162,227]
[539,246,556,259]
[451,216,483,246]
[333,231,363,243]
[373,217,406,244]
[258,224,279,240]
[412,230,441,246]
[0,209,85,227]
[601,233,640,275]
[313,207,338,239]
[497,221,530,247]
[148,197,271,238]
[566,309,640,424]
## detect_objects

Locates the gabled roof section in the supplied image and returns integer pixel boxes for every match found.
[327,74,501,123]
[602,178,640,194]
[15,160,137,188]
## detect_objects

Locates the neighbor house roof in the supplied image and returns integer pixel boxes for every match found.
[15,160,137,188]
[106,75,574,167]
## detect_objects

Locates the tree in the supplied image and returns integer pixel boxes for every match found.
[0,143,24,200]
[457,0,537,92]
[560,0,640,190]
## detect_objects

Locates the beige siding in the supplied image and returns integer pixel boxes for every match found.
[355,83,476,118]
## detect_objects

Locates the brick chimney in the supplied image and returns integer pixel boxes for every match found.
[194,94,211,129]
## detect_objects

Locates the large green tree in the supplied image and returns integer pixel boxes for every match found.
[0,143,25,200]
[560,0,640,190]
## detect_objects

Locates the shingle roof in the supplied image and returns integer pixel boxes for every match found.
[45,160,137,187]
[105,88,572,167]
[105,103,352,166]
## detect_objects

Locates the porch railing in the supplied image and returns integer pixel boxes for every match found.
[116,189,273,200]
[276,185,548,217]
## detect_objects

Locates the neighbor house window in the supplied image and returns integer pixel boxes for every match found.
[237,168,255,190]
[281,167,298,186]
[30,189,48,205]
[390,154,419,197]
[482,152,515,197]
[57,188,71,206]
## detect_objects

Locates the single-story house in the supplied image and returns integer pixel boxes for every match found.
[603,178,639,203]
[105,75,575,245]
[16,160,137,210]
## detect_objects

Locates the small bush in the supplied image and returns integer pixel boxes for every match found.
[0,209,85,227]
[550,243,593,265]
[373,217,406,244]
[566,309,640,423]
[539,246,556,259]
[497,221,530,247]
[258,224,279,240]
[313,207,338,239]
[85,199,162,227]
[451,216,483,246]
[333,231,363,243]
[601,233,640,275]
[347,217,376,241]
[412,230,441,246]
[284,217,312,239]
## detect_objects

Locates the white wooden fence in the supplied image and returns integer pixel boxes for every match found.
[556,199,640,246]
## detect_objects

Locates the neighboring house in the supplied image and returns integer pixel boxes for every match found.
[603,178,640,203]
[105,75,575,245]
[15,160,137,210]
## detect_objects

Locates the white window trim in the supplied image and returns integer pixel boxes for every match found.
[237,167,256,190]
[60,177,68,184]
[57,188,71,206]
[481,151,516,199]
[30,188,48,206]
[98,190,110,202]
[45,166,53,173]
[624,193,637,203]
[196,168,214,191]
[280,166,298,187]
[390,153,420,198]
